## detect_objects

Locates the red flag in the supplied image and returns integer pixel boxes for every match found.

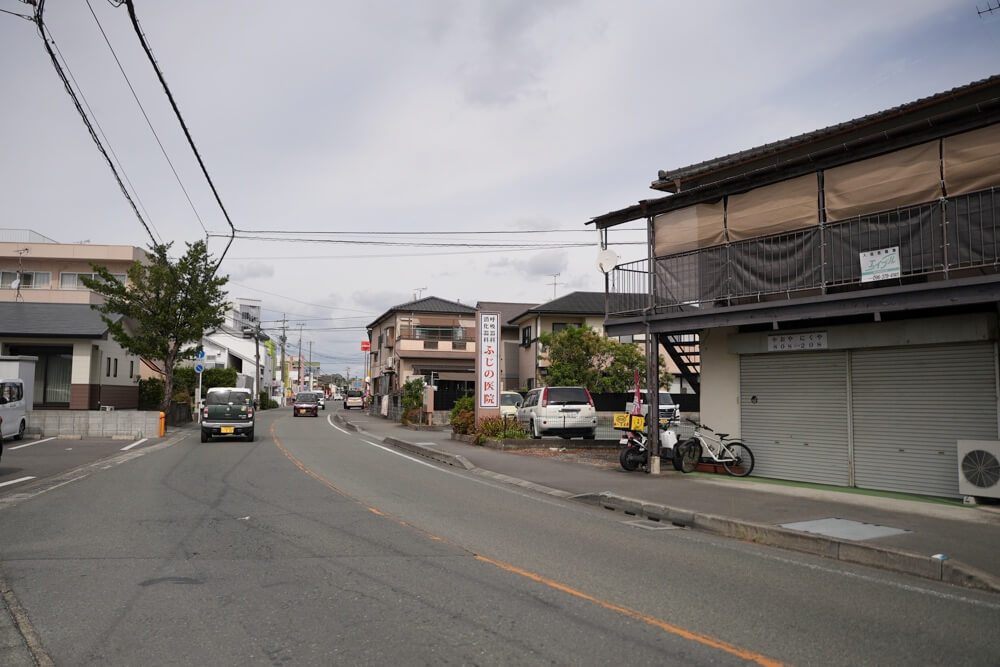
[631,370,642,416]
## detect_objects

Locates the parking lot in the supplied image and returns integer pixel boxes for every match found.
[0,433,165,494]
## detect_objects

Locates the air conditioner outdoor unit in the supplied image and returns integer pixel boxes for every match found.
[957,440,1000,499]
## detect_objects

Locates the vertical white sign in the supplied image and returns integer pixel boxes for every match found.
[479,313,500,408]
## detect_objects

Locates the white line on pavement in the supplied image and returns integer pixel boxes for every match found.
[327,415,350,434]
[0,476,36,488]
[120,438,148,451]
[8,437,57,450]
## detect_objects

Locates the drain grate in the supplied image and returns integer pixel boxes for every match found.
[779,517,909,541]
[623,519,681,531]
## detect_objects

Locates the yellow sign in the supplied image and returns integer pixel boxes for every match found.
[613,413,645,431]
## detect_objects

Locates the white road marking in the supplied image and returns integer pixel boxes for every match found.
[0,476,36,488]
[8,437,57,450]
[120,438,148,451]
[327,415,350,434]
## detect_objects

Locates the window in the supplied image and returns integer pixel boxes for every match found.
[113,358,118,378]
[521,326,532,346]
[552,323,580,334]
[59,272,126,289]
[106,357,111,377]
[1,271,51,289]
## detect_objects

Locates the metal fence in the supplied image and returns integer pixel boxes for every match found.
[608,188,1000,315]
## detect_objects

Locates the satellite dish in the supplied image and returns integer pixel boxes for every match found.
[595,249,619,274]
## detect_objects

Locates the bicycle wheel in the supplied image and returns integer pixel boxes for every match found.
[674,439,701,473]
[722,442,754,477]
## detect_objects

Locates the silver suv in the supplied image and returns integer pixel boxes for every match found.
[517,386,597,440]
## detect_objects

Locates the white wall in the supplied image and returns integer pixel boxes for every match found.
[699,326,741,436]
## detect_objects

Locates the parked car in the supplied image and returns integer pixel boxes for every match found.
[344,390,364,410]
[293,392,320,417]
[499,391,522,418]
[517,386,597,439]
[0,378,27,446]
[201,387,255,442]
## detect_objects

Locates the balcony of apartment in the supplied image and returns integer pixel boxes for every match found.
[395,324,476,358]
[605,187,1000,331]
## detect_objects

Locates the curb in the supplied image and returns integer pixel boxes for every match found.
[576,491,1000,594]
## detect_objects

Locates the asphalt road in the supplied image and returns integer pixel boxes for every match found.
[0,407,997,665]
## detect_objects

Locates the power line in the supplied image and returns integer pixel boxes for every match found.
[33,0,158,246]
[85,0,208,235]
[211,232,639,249]
[120,0,235,268]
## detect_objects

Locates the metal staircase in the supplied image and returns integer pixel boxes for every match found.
[662,333,700,394]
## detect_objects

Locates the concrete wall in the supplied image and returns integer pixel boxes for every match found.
[29,409,161,438]
[699,326,741,438]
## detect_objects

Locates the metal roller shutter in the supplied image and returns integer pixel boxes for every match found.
[851,343,998,497]
[740,352,850,485]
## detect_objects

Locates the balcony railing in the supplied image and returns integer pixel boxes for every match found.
[607,187,1000,317]
[397,325,475,342]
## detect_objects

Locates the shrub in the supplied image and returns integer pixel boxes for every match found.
[138,378,164,410]
[401,378,425,424]
[450,393,474,424]
[450,409,475,435]
[474,415,528,444]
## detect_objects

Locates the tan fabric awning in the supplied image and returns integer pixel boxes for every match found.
[824,141,942,221]
[727,175,818,241]
[653,201,726,256]
[943,124,1000,196]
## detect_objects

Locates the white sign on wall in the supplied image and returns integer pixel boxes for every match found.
[860,246,901,282]
[768,332,828,352]
[479,313,500,408]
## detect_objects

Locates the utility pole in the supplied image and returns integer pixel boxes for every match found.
[253,317,261,403]
[297,325,303,394]
[280,315,287,404]
[308,341,313,390]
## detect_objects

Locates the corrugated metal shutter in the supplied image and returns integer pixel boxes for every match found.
[851,343,997,497]
[740,352,850,485]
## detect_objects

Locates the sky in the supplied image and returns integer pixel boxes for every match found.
[2,0,998,376]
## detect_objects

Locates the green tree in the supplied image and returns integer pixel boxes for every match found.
[538,326,670,393]
[401,377,425,424]
[82,241,229,415]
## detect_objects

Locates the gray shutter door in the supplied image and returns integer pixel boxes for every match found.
[740,352,850,485]
[851,343,998,497]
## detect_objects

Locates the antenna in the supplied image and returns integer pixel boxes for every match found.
[413,287,427,301]
[979,0,1000,16]
[547,273,564,300]
[13,247,29,302]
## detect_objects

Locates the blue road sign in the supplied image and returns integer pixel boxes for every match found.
[196,349,205,359]
[195,364,204,374]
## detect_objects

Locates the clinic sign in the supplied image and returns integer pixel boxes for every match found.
[478,312,500,408]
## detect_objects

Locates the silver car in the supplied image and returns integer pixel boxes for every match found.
[517,386,597,439]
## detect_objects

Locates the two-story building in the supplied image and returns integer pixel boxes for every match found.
[592,76,1000,498]
[367,296,477,413]
[0,230,146,409]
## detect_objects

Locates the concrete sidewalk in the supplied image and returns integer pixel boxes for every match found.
[336,411,1000,594]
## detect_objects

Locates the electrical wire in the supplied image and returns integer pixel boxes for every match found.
[48,34,162,244]
[210,231,639,249]
[0,8,33,20]
[33,0,158,247]
[121,0,235,269]
[85,0,207,235]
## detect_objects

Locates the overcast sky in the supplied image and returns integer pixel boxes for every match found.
[2,1,998,374]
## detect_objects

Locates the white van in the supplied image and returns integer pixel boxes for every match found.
[0,378,27,444]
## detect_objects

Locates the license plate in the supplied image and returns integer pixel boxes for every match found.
[220,426,234,434]
[299,409,308,414]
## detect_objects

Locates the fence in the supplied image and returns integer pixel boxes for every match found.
[608,188,1000,315]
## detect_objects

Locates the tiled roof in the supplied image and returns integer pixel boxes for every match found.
[367,296,476,329]
[476,301,538,327]
[0,302,120,337]
[508,291,606,324]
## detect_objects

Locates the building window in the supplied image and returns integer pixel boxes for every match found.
[60,272,126,289]
[113,358,118,378]
[129,360,134,378]
[521,326,532,346]
[106,357,111,377]
[1,271,51,289]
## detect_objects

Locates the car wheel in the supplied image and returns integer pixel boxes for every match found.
[583,430,596,440]
[201,430,209,443]
[15,419,25,441]
[530,420,541,439]
[246,428,255,442]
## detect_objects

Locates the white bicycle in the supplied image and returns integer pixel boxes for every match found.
[674,419,755,477]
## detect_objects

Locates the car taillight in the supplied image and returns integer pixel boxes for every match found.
[585,388,594,407]
[247,408,254,418]
[202,408,208,419]
[541,387,548,407]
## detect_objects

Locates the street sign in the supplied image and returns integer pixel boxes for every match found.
[196,349,205,359]
[361,341,371,351]
[195,364,204,374]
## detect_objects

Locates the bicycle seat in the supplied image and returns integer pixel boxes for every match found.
[716,433,729,440]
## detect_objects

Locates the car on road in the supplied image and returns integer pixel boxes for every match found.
[516,386,597,440]
[201,387,255,442]
[293,392,320,417]
[0,379,27,450]
[313,391,326,410]
[344,389,364,410]
[499,391,522,418]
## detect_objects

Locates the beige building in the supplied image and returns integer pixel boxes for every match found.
[0,230,147,409]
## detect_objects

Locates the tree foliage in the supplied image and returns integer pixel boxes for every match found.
[538,326,672,392]
[82,241,229,415]
[401,377,426,424]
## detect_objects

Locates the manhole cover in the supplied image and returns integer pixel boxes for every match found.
[779,518,909,541]
[623,519,680,531]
